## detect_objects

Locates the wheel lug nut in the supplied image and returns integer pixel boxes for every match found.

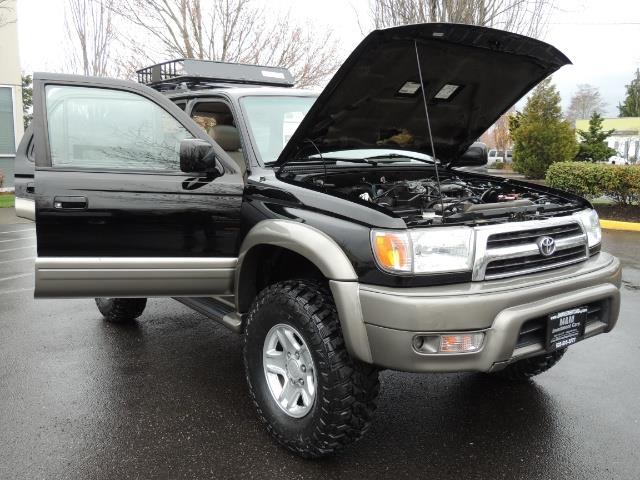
[295,352,300,359]
[301,365,306,372]
[299,379,304,385]
[287,352,291,357]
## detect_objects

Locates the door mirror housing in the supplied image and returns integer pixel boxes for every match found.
[456,142,489,167]
[180,139,223,176]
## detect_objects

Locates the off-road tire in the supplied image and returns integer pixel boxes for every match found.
[95,298,147,323]
[243,279,380,458]
[491,348,566,381]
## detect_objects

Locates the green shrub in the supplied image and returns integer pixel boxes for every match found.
[603,165,640,205]
[490,161,505,169]
[546,162,640,205]
[0,170,3,188]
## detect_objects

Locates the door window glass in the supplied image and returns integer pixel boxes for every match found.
[46,86,192,170]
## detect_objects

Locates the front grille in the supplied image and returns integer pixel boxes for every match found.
[481,221,587,280]
[515,300,608,349]
[485,245,586,278]
[486,223,583,249]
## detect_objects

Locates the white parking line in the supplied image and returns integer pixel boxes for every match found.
[0,246,37,253]
[0,257,35,265]
[0,228,35,235]
[0,287,33,296]
[0,273,32,282]
[0,236,36,243]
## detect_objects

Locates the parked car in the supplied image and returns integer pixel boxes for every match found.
[488,149,504,162]
[505,149,513,162]
[16,23,621,458]
[606,155,629,165]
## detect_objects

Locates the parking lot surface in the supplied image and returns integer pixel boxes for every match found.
[1,223,639,479]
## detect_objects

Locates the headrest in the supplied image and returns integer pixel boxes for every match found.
[209,125,241,151]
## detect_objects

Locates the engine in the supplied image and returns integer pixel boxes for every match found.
[298,170,580,225]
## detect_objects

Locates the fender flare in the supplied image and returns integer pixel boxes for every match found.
[234,219,372,363]
[235,219,358,310]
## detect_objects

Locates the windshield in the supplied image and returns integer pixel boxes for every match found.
[241,96,316,164]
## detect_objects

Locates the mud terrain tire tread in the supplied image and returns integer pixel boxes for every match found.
[492,348,566,381]
[243,279,380,458]
[95,298,147,323]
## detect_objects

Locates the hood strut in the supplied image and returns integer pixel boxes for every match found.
[414,39,445,218]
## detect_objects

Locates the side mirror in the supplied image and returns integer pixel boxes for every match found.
[456,142,489,167]
[180,139,222,176]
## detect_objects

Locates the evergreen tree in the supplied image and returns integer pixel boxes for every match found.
[618,68,640,117]
[510,78,578,178]
[22,74,33,129]
[575,112,616,162]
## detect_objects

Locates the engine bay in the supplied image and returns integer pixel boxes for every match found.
[285,168,584,225]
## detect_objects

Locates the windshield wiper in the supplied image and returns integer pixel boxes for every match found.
[277,153,436,172]
[302,154,436,166]
[362,153,436,165]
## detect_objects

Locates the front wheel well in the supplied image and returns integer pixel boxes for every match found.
[236,245,326,314]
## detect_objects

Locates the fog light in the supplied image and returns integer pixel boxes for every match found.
[439,333,484,353]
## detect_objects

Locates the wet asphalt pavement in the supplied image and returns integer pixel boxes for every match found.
[1,222,639,479]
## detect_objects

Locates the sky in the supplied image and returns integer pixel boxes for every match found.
[15,0,640,117]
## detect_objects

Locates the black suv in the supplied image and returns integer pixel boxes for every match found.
[15,24,621,458]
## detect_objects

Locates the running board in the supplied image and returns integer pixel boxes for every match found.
[174,297,243,333]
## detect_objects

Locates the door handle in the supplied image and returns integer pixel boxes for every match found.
[53,196,88,210]
[26,183,35,194]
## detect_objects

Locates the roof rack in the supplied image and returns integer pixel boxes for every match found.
[136,59,295,91]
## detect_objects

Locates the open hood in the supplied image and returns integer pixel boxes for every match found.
[275,23,571,167]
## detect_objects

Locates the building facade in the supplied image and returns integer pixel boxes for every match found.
[0,0,24,188]
[575,117,640,164]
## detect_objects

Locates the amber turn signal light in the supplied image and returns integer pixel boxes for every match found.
[371,231,411,272]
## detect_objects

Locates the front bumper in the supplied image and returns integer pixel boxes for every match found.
[330,252,621,373]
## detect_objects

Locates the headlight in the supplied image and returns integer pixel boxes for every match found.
[371,227,474,274]
[573,209,602,247]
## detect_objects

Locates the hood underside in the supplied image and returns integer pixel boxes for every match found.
[276,23,571,166]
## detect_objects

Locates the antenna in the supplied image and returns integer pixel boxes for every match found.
[306,139,327,188]
[414,39,445,220]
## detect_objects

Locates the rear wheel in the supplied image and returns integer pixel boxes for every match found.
[95,298,147,323]
[491,348,566,381]
[243,279,380,458]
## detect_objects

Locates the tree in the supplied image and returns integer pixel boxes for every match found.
[575,112,616,162]
[112,0,340,88]
[22,74,32,129]
[65,0,116,76]
[0,0,15,28]
[565,84,607,124]
[367,0,553,38]
[479,130,496,148]
[510,78,578,178]
[492,108,514,152]
[618,68,640,117]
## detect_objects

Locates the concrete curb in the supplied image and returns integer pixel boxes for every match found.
[600,219,640,232]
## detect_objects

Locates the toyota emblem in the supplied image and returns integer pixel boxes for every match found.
[536,236,556,256]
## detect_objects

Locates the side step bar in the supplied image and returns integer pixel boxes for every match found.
[174,297,243,333]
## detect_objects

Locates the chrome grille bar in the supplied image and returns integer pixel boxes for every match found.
[472,218,588,281]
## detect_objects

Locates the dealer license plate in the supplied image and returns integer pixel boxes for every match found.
[546,307,588,351]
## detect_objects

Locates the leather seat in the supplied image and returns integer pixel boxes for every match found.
[208,125,246,175]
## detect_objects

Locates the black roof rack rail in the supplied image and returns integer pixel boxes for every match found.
[136,59,295,91]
